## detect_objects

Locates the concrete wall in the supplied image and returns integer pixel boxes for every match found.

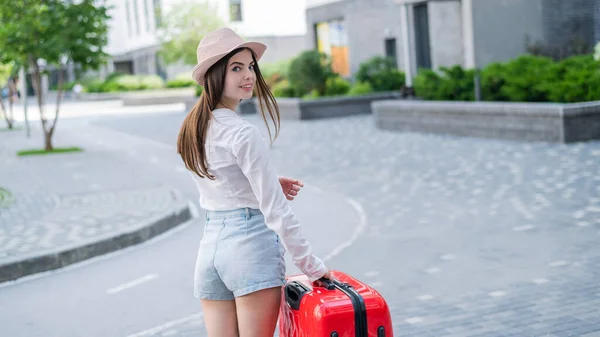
[472,0,544,68]
[250,35,309,64]
[306,0,406,78]
[542,0,597,47]
[346,1,406,76]
[373,100,600,143]
[428,0,463,69]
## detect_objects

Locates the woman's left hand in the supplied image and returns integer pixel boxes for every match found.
[278,176,303,201]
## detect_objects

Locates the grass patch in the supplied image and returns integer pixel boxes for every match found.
[0,187,14,208]
[17,146,83,157]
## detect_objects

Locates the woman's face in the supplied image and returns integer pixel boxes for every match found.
[221,49,256,105]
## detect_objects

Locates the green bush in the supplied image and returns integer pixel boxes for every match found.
[481,55,554,102]
[324,76,350,96]
[138,75,165,90]
[347,81,374,96]
[414,66,475,101]
[288,50,334,97]
[196,85,204,97]
[167,74,195,88]
[83,78,104,93]
[101,75,139,92]
[302,89,320,100]
[413,69,441,100]
[105,72,126,82]
[98,74,165,92]
[272,80,296,98]
[356,56,405,91]
[260,59,292,88]
[414,53,600,103]
[540,55,600,103]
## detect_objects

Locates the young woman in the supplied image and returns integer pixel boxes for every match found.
[177,27,330,337]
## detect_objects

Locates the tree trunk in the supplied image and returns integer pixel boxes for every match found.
[29,55,48,150]
[50,65,65,141]
[44,129,53,151]
[0,97,13,129]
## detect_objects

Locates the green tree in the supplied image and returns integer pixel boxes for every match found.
[356,56,405,92]
[0,0,110,150]
[288,50,334,97]
[157,1,224,66]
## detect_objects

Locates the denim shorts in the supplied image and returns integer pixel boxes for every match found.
[193,207,286,300]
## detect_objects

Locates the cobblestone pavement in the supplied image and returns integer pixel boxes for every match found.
[104,113,600,337]
[0,125,189,278]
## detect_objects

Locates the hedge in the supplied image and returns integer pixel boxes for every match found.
[414,54,600,103]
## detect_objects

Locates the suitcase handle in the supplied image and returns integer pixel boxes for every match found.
[314,277,349,290]
[284,281,309,310]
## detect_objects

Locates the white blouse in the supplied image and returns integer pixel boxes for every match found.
[189,108,327,282]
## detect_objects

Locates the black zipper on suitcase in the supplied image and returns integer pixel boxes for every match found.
[319,278,368,337]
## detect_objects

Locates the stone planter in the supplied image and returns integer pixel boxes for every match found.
[271,91,401,120]
[372,99,600,143]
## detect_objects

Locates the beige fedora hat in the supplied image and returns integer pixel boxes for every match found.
[191,27,267,86]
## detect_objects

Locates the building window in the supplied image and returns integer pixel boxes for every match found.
[384,38,397,67]
[230,0,242,22]
[413,3,432,69]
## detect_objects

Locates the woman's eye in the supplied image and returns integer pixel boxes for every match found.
[249,65,254,71]
[232,66,240,72]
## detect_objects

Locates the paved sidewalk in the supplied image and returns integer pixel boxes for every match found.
[0,123,191,283]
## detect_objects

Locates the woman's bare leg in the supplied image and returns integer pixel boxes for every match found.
[201,299,239,337]
[235,287,281,337]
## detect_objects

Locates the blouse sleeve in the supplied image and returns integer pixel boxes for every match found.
[232,123,327,282]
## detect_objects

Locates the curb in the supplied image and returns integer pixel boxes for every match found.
[0,204,192,284]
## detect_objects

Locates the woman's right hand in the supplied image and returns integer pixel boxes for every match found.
[321,267,331,280]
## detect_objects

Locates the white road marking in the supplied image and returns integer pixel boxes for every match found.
[306,185,367,263]
[489,290,506,297]
[405,317,424,324]
[417,294,434,301]
[440,254,455,261]
[512,225,534,232]
[125,313,204,337]
[425,267,440,274]
[549,260,568,267]
[532,278,549,284]
[107,274,158,294]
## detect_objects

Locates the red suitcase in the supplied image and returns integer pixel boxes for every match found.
[278,270,394,337]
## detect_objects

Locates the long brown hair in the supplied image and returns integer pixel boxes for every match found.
[177,47,280,179]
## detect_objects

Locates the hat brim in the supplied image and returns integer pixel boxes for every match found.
[192,41,267,86]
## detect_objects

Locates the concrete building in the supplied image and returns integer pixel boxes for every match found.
[305,0,600,86]
[104,0,162,76]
